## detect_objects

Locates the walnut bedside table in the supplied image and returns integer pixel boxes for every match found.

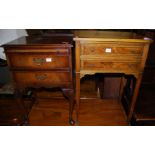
[3,35,75,125]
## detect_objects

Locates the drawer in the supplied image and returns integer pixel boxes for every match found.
[82,60,140,72]
[81,43,143,55]
[8,54,70,69]
[14,71,71,86]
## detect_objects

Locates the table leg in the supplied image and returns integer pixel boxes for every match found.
[75,73,80,125]
[128,74,142,121]
[15,89,29,125]
[62,88,75,125]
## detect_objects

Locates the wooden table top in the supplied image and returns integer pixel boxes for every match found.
[3,35,73,48]
[73,30,152,43]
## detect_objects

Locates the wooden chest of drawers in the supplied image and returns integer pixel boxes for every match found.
[80,42,144,75]
[74,30,152,124]
[3,35,75,125]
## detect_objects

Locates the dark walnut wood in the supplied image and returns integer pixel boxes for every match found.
[3,35,75,125]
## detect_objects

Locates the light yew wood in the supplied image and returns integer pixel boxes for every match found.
[82,61,140,72]
[128,74,142,120]
[140,44,150,68]
[74,38,151,43]
[80,54,142,62]
[81,43,143,55]
[74,30,152,124]
[74,30,151,43]
[75,41,81,72]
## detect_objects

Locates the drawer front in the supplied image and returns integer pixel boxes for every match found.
[82,60,140,72]
[81,43,143,55]
[8,54,69,69]
[14,71,71,86]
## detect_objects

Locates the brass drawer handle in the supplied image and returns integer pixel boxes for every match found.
[33,58,46,66]
[35,74,47,80]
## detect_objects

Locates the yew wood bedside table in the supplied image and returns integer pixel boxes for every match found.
[74,30,152,125]
[3,35,75,125]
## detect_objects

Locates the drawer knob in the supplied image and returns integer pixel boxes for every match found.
[35,74,47,80]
